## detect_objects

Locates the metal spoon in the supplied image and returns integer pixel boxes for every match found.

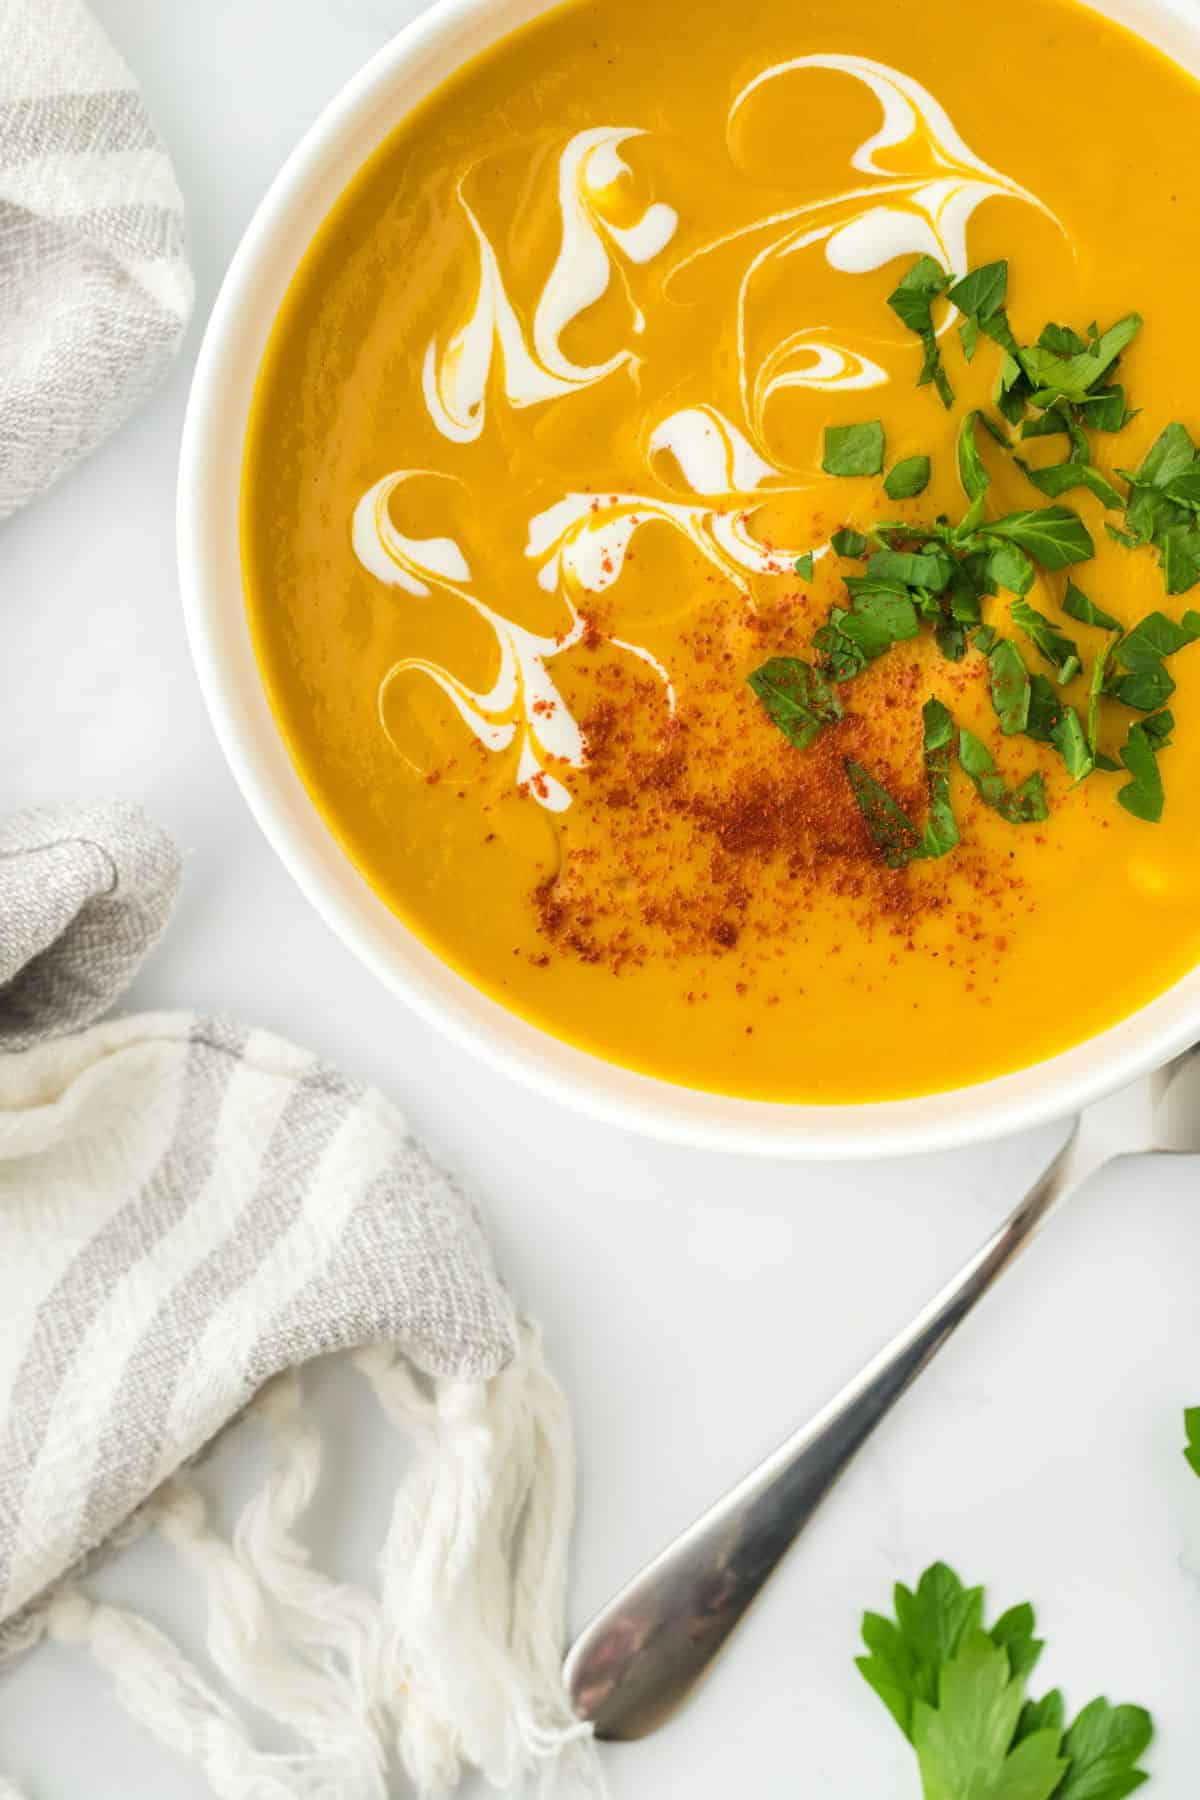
[564,1049,1200,1741]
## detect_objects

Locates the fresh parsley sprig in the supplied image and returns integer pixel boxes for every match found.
[858,1561,1153,1800]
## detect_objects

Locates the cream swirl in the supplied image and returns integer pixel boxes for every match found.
[670,53,1063,449]
[423,127,678,442]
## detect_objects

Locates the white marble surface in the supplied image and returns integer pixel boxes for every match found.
[2,1,1200,1793]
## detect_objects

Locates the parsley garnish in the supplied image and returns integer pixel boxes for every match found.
[919,697,958,858]
[884,455,932,500]
[888,256,954,408]
[1117,711,1174,822]
[858,1562,1153,1800]
[823,422,885,477]
[959,729,1048,821]
[825,584,920,662]
[844,759,920,867]
[1088,636,1116,759]
[982,507,1095,570]
[747,657,842,750]
[842,698,959,867]
[1050,705,1093,781]
[1185,1408,1200,1478]
[985,636,1032,735]
[1116,423,1200,593]
[1019,314,1143,406]
[1105,610,1200,713]
[1062,581,1121,632]
[747,256,1196,850]
[955,410,993,537]
[1010,599,1082,684]
[948,260,1018,361]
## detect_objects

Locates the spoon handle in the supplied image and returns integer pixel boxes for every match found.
[564,1132,1093,1741]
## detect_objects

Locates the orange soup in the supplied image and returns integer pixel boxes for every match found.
[242,0,1200,1102]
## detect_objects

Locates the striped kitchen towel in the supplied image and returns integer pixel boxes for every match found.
[0,805,599,1800]
[0,0,193,516]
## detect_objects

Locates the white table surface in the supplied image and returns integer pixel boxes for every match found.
[2,2,1200,1793]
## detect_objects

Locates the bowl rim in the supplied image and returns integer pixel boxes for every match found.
[177,0,1200,1158]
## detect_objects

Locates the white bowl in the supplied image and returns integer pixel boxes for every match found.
[178,0,1200,1157]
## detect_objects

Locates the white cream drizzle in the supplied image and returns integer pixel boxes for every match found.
[648,404,779,493]
[670,53,1062,448]
[423,127,678,442]
[356,471,675,812]
[528,404,821,604]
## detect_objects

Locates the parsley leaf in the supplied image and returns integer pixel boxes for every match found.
[1054,1697,1153,1800]
[867,547,953,592]
[913,1631,1068,1800]
[1011,599,1082,684]
[885,455,932,499]
[793,552,815,581]
[1131,421,1196,490]
[1051,705,1094,781]
[1160,522,1200,595]
[1019,314,1143,405]
[748,657,843,750]
[844,759,920,867]
[956,409,995,536]
[919,698,958,858]
[948,261,1018,358]
[1019,457,1124,510]
[1026,672,1064,742]
[983,508,1095,570]
[1185,1407,1200,1479]
[1062,581,1121,632]
[830,527,869,558]
[986,636,1032,735]
[1109,664,1176,712]
[1117,713,1173,822]
[838,583,921,655]
[1106,609,1200,713]
[857,1562,985,1737]
[1089,635,1117,757]
[989,540,1036,596]
[823,422,885,477]
[1078,385,1131,433]
[889,256,954,407]
[960,729,1048,821]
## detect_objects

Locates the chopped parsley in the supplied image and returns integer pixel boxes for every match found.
[959,729,1048,822]
[747,656,841,751]
[1062,581,1120,632]
[884,454,932,500]
[746,253,1197,852]
[985,636,1032,735]
[1010,599,1082,684]
[888,256,954,408]
[1118,711,1174,822]
[823,421,885,477]
[844,759,920,867]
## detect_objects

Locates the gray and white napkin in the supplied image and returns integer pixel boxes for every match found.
[0,805,598,1800]
[0,0,193,516]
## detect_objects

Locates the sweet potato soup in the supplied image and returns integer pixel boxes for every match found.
[242,0,1200,1102]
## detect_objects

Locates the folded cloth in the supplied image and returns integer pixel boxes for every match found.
[0,0,193,516]
[0,805,598,1800]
